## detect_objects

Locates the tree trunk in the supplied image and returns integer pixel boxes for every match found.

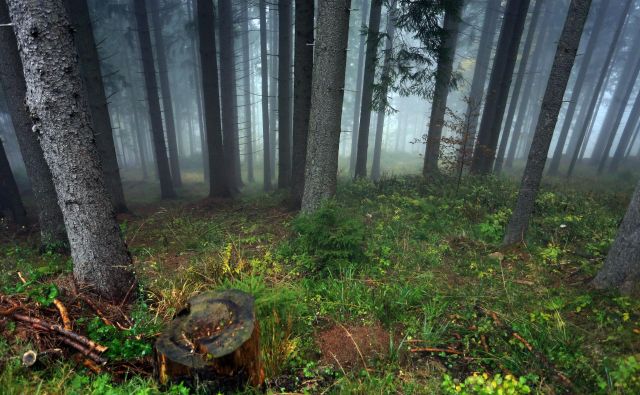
[196,0,230,198]
[371,0,398,182]
[354,0,382,179]
[188,0,207,182]
[0,0,66,245]
[259,0,272,191]
[240,0,255,183]
[609,93,640,172]
[349,0,370,176]
[0,137,26,226]
[423,1,462,175]
[269,7,278,181]
[470,0,530,174]
[7,0,136,300]
[64,0,127,213]
[290,0,314,207]
[277,0,292,188]
[133,0,176,199]
[503,0,592,245]
[301,0,351,213]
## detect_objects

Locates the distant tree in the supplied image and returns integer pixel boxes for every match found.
[291,0,314,207]
[64,0,128,212]
[503,0,592,245]
[354,0,382,179]
[7,0,136,300]
[470,0,530,174]
[423,0,463,175]
[301,0,351,213]
[240,0,254,183]
[278,0,292,188]
[349,0,370,176]
[0,0,66,246]
[609,92,640,172]
[259,0,272,191]
[268,8,278,181]
[133,0,176,199]
[0,137,26,226]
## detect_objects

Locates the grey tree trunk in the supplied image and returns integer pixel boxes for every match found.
[354,0,382,179]
[349,0,370,176]
[0,0,66,246]
[610,93,640,172]
[291,0,314,207]
[188,0,207,181]
[64,0,127,213]
[240,0,254,183]
[133,0,176,199]
[494,0,544,174]
[0,137,26,226]
[269,8,278,181]
[149,0,181,189]
[301,0,351,213]
[503,0,592,245]
[592,179,640,293]
[423,2,462,175]
[470,0,530,174]
[371,0,397,182]
[277,0,292,188]
[259,0,272,191]
[196,0,230,198]
[7,0,136,300]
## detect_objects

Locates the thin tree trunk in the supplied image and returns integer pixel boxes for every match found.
[188,0,207,182]
[291,0,314,206]
[277,0,292,188]
[240,0,255,183]
[301,0,351,213]
[503,0,592,245]
[64,0,127,212]
[7,0,136,300]
[609,92,640,172]
[349,0,370,176]
[354,0,382,179]
[470,0,531,174]
[133,0,176,199]
[269,7,278,181]
[259,0,272,191]
[423,1,462,175]
[0,138,27,226]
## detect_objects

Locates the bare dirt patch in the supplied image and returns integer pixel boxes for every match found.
[316,323,390,368]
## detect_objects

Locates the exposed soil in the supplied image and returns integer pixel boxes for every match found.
[316,323,390,368]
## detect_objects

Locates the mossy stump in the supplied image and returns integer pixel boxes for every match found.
[155,290,264,389]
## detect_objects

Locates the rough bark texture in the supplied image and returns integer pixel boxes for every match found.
[7,0,136,300]
[64,0,127,212]
[301,0,351,213]
[149,0,182,188]
[610,92,640,172]
[0,137,26,225]
[259,0,271,191]
[196,0,230,198]
[503,0,592,246]
[277,0,292,188]
[349,0,370,176]
[0,0,66,245]
[423,2,462,175]
[291,0,314,207]
[592,180,640,293]
[240,0,254,183]
[133,0,176,199]
[470,0,530,174]
[354,0,382,179]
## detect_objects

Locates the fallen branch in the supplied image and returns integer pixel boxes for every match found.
[410,347,463,355]
[17,272,71,330]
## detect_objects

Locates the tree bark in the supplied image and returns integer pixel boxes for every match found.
[349,0,370,176]
[64,0,127,213]
[149,0,182,189]
[269,7,278,181]
[470,0,530,174]
[354,0,382,179]
[503,0,592,246]
[423,1,462,175]
[259,0,272,191]
[277,0,292,188]
[133,0,176,199]
[0,0,66,245]
[240,0,254,183]
[7,0,136,300]
[301,0,351,213]
[290,0,314,207]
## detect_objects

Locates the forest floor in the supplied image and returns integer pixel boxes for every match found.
[0,173,639,394]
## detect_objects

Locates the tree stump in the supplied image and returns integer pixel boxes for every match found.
[155,290,264,388]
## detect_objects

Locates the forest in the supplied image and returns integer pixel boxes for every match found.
[0,0,639,393]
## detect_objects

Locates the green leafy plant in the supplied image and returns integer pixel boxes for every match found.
[441,373,531,394]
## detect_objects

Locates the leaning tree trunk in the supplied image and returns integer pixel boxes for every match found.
[0,138,26,226]
[503,0,592,246]
[259,0,272,191]
[349,0,370,176]
[592,179,640,293]
[423,1,462,175]
[240,0,254,183]
[290,0,314,207]
[0,0,66,246]
[64,0,127,213]
[277,0,292,188]
[150,0,182,188]
[196,0,230,198]
[354,0,382,179]
[470,0,530,174]
[301,0,352,213]
[6,0,136,300]
[610,91,640,172]
[133,0,176,199]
